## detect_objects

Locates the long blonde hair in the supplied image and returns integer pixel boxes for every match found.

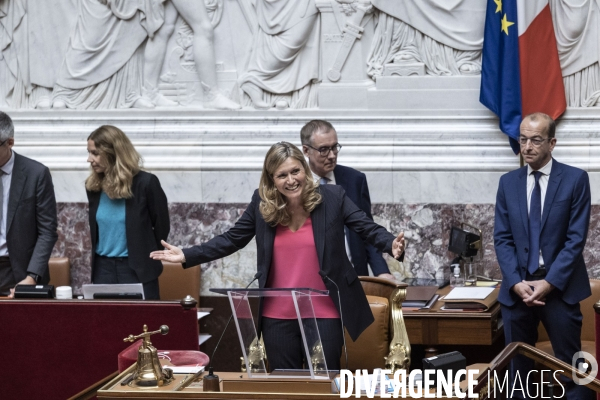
[259,142,322,226]
[85,125,142,199]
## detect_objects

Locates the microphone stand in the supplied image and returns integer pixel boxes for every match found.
[319,271,348,371]
[203,271,263,391]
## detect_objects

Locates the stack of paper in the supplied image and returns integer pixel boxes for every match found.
[442,287,497,311]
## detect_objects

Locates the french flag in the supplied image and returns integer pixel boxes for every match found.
[480,0,566,154]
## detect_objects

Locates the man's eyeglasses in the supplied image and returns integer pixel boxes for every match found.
[0,138,9,147]
[519,137,550,147]
[305,143,342,157]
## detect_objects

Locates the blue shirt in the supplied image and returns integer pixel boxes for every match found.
[95,191,128,257]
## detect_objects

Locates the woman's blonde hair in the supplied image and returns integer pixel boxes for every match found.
[259,142,322,226]
[85,125,142,199]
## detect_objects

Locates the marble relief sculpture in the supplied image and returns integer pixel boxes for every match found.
[52,0,154,109]
[366,0,485,78]
[237,0,321,110]
[550,0,600,107]
[3,0,600,110]
[141,0,239,109]
[53,0,238,110]
[0,0,78,109]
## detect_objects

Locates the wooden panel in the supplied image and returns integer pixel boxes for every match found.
[405,319,425,344]
[403,300,502,346]
[438,319,493,345]
[2,299,199,400]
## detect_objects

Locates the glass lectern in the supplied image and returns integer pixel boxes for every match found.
[210,287,331,380]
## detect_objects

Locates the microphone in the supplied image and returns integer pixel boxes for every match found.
[205,271,263,387]
[319,270,348,371]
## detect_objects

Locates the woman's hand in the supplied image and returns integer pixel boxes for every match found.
[392,232,405,259]
[150,240,186,264]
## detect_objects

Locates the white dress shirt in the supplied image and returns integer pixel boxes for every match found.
[526,158,552,267]
[0,151,15,256]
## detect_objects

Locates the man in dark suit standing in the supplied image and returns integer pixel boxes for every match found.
[301,120,396,280]
[494,112,593,399]
[0,111,58,297]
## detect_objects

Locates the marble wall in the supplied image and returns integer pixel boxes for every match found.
[55,201,600,296]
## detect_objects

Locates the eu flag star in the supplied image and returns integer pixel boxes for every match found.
[501,13,514,35]
[494,0,502,13]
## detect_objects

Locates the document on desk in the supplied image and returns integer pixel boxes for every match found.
[197,310,210,320]
[444,287,495,300]
[165,365,205,374]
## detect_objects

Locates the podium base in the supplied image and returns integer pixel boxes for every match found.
[222,372,338,394]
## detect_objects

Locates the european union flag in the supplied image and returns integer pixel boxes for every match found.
[480,0,522,154]
[480,0,566,155]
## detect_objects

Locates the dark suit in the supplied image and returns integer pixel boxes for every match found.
[87,171,169,287]
[0,152,58,294]
[333,164,390,276]
[494,159,592,399]
[183,184,397,341]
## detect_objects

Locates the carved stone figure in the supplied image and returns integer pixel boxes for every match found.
[5,0,600,111]
[366,0,485,78]
[53,0,239,110]
[550,0,600,107]
[52,0,161,109]
[0,0,77,109]
[141,0,240,109]
[237,0,320,110]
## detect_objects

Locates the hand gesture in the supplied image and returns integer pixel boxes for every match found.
[512,281,534,301]
[521,279,553,307]
[150,240,186,264]
[392,232,405,259]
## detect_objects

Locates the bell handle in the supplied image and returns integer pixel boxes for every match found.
[123,325,169,342]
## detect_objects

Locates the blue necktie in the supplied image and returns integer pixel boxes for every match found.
[527,171,542,274]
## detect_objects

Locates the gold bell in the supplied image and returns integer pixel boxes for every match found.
[123,324,174,387]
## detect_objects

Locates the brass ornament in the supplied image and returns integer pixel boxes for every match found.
[123,324,174,387]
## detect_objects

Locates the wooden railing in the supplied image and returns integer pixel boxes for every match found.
[470,342,600,399]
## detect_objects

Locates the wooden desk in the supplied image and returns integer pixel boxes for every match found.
[403,287,504,359]
[98,366,340,399]
[98,364,492,399]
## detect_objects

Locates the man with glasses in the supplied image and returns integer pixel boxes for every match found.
[300,120,398,280]
[494,112,593,399]
[0,111,58,297]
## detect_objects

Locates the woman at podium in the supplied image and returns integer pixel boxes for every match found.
[151,142,404,370]
[86,125,169,300]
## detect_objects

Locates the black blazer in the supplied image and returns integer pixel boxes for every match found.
[6,152,58,284]
[182,185,397,341]
[334,164,390,276]
[87,171,169,283]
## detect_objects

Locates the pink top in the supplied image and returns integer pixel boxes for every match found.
[262,217,340,319]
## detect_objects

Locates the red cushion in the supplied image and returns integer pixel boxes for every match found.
[118,340,209,372]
